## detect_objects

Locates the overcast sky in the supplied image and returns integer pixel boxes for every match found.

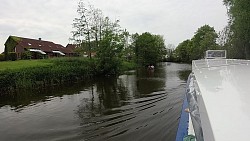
[0,0,228,52]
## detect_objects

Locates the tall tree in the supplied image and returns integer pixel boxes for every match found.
[174,40,191,62]
[223,0,250,59]
[190,25,218,60]
[71,0,129,74]
[71,1,105,58]
[173,25,219,62]
[71,0,92,58]
[88,5,104,50]
[134,32,166,66]
[96,20,126,74]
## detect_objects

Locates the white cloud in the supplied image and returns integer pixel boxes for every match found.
[0,0,228,52]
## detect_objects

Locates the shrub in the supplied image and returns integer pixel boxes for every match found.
[0,57,135,95]
[0,54,5,61]
[8,52,17,61]
[21,51,32,60]
[121,61,137,72]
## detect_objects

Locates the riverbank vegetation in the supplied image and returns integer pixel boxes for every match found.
[0,58,136,94]
[170,25,219,63]
[0,1,165,94]
[70,1,166,68]
[221,0,250,59]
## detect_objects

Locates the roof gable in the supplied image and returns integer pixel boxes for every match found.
[66,44,77,50]
[10,36,74,53]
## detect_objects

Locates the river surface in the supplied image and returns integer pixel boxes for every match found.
[0,62,191,141]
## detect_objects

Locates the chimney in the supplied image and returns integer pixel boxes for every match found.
[39,38,41,41]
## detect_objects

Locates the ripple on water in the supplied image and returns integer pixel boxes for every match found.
[0,63,191,141]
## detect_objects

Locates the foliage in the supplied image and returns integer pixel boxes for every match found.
[96,28,125,75]
[71,1,131,75]
[4,36,20,60]
[71,1,104,58]
[190,25,218,60]
[133,32,166,66]
[120,61,137,72]
[0,58,97,94]
[21,51,32,60]
[178,70,192,81]
[71,0,168,73]
[8,52,17,61]
[0,54,5,61]
[0,57,136,94]
[223,0,250,59]
[174,40,191,62]
[0,60,52,71]
[173,25,219,63]
[11,36,21,42]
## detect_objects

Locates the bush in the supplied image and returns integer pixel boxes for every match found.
[21,51,32,60]
[0,57,135,94]
[0,57,99,94]
[121,61,137,72]
[8,52,17,61]
[0,54,5,61]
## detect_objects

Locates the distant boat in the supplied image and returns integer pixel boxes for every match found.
[147,65,155,70]
[176,50,250,141]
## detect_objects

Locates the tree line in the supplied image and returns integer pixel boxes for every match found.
[169,25,219,63]
[221,0,250,59]
[71,0,166,74]
[169,0,250,63]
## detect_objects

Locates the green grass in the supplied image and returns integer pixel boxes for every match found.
[0,58,97,94]
[120,61,137,72]
[0,60,52,71]
[0,57,136,95]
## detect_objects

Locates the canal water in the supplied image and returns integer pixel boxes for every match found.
[0,63,191,141]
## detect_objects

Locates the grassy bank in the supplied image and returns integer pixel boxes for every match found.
[0,58,136,94]
[0,60,53,70]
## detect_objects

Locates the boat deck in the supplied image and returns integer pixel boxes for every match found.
[192,59,250,141]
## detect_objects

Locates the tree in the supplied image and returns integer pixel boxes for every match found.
[71,1,129,74]
[71,1,92,58]
[173,25,219,62]
[88,5,104,49]
[96,22,126,74]
[223,0,250,59]
[71,1,105,58]
[134,32,166,66]
[174,40,191,62]
[190,25,219,60]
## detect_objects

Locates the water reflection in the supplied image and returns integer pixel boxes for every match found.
[0,81,93,110]
[136,66,166,95]
[178,70,192,81]
[0,62,191,141]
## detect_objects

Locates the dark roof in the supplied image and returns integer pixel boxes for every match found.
[66,44,77,51]
[11,36,74,53]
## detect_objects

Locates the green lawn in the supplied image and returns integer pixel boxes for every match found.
[0,60,52,71]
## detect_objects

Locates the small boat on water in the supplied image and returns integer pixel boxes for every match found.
[147,64,155,70]
[176,50,250,141]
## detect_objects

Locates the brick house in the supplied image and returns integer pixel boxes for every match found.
[4,36,78,59]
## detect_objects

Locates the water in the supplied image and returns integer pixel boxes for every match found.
[0,62,191,141]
